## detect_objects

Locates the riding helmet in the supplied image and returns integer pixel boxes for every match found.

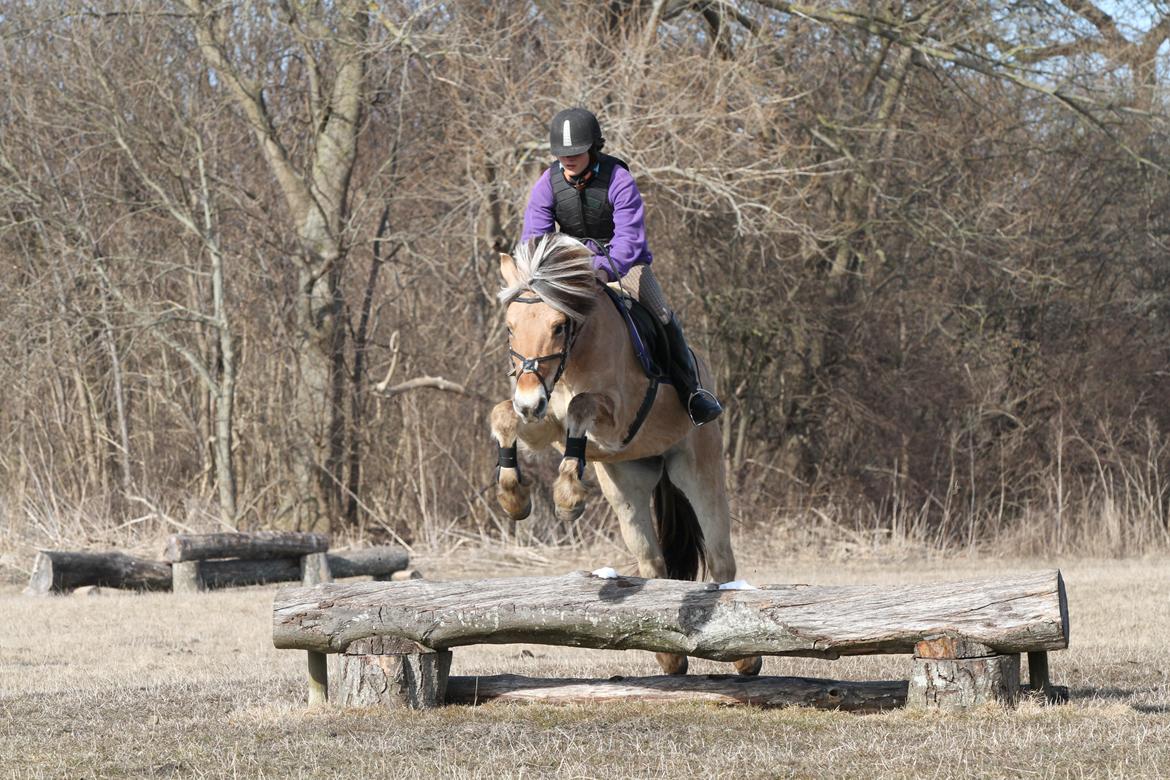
[549,108,604,157]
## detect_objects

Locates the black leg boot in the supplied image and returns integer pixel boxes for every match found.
[663,315,723,425]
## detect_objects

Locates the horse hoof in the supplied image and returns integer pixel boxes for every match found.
[497,490,532,521]
[656,652,688,676]
[555,501,586,523]
[734,656,763,676]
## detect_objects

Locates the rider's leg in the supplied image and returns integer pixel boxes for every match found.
[623,264,723,425]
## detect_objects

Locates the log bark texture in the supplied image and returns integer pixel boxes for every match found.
[24,550,172,595]
[272,570,1070,660]
[445,673,907,713]
[164,532,329,562]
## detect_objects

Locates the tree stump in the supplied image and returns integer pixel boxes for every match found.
[907,636,1020,710]
[330,637,451,709]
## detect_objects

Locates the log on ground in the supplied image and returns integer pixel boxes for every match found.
[328,547,410,579]
[24,550,172,595]
[445,673,908,713]
[199,547,408,589]
[273,570,1069,660]
[164,532,329,562]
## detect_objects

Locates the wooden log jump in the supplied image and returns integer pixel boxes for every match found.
[25,544,410,595]
[164,532,412,594]
[272,569,1069,712]
[166,532,335,594]
[185,547,409,591]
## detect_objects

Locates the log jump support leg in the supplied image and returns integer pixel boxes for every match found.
[907,635,1020,711]
[307,650,329,706]
[172,561,204,594]
[1028,650,1049,693]
[300,552,333,586]
[332,637,451,709]
[1026,650,1070,704]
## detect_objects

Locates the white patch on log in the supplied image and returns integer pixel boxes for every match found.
[591,567,619,579]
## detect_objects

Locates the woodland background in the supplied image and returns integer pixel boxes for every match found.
[1,0,1168,561]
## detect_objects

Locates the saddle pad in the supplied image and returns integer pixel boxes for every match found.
[602,286,671,383]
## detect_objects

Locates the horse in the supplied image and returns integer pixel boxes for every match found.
[490,233,762,677]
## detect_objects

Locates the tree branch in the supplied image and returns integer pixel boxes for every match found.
[373,374,493,404]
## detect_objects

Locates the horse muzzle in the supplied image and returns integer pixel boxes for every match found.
[513,382,549,422]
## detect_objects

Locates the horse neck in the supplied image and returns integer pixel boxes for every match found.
[563,287,633,391]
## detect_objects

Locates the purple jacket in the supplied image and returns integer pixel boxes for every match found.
[521,163,653,280]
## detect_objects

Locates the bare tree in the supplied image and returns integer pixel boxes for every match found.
[178,0,375,530]
[2,0,1168,554]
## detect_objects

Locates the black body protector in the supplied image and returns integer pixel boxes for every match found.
[548,151,723,428]
[549,153,629,242]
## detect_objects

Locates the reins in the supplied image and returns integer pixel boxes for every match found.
[504,285,658,448]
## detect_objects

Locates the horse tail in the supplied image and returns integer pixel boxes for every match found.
[653,470,705,581]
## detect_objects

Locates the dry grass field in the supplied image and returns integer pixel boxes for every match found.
[2,546,1169,779]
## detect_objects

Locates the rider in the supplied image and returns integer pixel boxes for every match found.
[520,107,723,426]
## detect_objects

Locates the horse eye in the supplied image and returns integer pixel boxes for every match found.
[553,323,565,336]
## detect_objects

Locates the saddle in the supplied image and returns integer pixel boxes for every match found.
[602,285,672,384]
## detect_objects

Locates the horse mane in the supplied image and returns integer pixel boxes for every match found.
[498,234,599,323]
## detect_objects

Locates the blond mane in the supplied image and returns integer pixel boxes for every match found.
[499,234,599,323]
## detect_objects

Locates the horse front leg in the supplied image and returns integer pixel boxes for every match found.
[491,400,533,523]
[553,393,609,522]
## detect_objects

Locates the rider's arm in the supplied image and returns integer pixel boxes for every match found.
[597,166,653,281]
[521,169,556,241]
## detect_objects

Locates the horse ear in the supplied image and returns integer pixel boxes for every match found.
[499,252,521,287]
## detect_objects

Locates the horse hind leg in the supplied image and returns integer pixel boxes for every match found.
[595,459,689,676]
[665,424,763,677]
[491,400,532,523]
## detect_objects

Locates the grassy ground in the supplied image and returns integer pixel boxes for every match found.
[2,547,1169,779]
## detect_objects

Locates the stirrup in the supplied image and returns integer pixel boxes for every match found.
[686,388,722,426]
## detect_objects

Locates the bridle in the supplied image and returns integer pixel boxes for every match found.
[498,280,659,480]
[506,293,579,396]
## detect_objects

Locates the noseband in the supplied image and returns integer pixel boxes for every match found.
[507,294,578,396]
